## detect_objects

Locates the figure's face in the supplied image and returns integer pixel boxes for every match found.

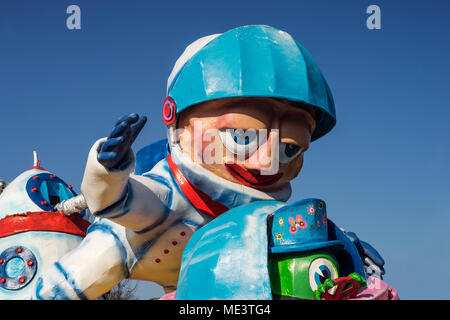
[176,97,315,192]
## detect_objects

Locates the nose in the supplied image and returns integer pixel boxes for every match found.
[244,130,280,175]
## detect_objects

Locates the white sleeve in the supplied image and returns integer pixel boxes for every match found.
[81,138,172,232]
[35,220,133,300]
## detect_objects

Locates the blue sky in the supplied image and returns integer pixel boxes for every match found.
[0,0,449,299]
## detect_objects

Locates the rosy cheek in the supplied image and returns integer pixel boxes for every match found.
[200,133,220,158]
[188,120,224,164]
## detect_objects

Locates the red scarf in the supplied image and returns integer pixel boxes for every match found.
[166,154,229,219]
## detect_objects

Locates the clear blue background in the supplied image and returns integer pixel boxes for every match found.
[0,0,449,299]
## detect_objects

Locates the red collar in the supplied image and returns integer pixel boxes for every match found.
[0,212,90,239]
[166,154,229,219]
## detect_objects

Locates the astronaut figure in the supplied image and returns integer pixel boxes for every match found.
[36,25,384,299]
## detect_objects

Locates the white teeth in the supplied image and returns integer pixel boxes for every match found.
[328,285,338,296]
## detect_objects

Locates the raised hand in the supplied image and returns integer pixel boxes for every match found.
[97,113,147,169]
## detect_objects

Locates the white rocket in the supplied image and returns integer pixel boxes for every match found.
[0,151,90,299]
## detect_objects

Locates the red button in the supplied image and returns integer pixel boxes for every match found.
[172,241,178,246]
[164,249,169,254]
[180,232,186,236]
[155,258,161,263]
[16,248,22,253]
[0,278,5,283]
[41,200,48,205]
[19,277,25,283]
[31,187,38,192]
[32,176,39,180]
[27,260,34,266]
[0,259,4,264]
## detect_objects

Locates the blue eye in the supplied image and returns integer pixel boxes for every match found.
[284,144,301,157]
[232,132,251,145]
[219,129,258,156]
[279,143,304,164]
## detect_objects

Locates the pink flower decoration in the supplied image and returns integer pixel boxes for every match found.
[307,205,316,215]
[288,215,308,234]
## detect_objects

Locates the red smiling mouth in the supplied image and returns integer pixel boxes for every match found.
[225,164,283,188]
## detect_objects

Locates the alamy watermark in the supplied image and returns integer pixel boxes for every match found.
[66,5,81,30]
[65,5,381,31]
[366,5,381,30]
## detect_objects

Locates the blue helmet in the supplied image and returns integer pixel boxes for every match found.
[164,25,336,141]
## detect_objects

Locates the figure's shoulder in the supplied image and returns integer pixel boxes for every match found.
[133,138,175,189]
[176,200,283,299]
[186,200,285,242]
[135,139,170,175]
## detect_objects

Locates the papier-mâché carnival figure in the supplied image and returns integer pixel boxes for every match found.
[36,25,386,299]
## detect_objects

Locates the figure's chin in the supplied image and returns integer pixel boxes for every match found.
[225,163,283,189]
